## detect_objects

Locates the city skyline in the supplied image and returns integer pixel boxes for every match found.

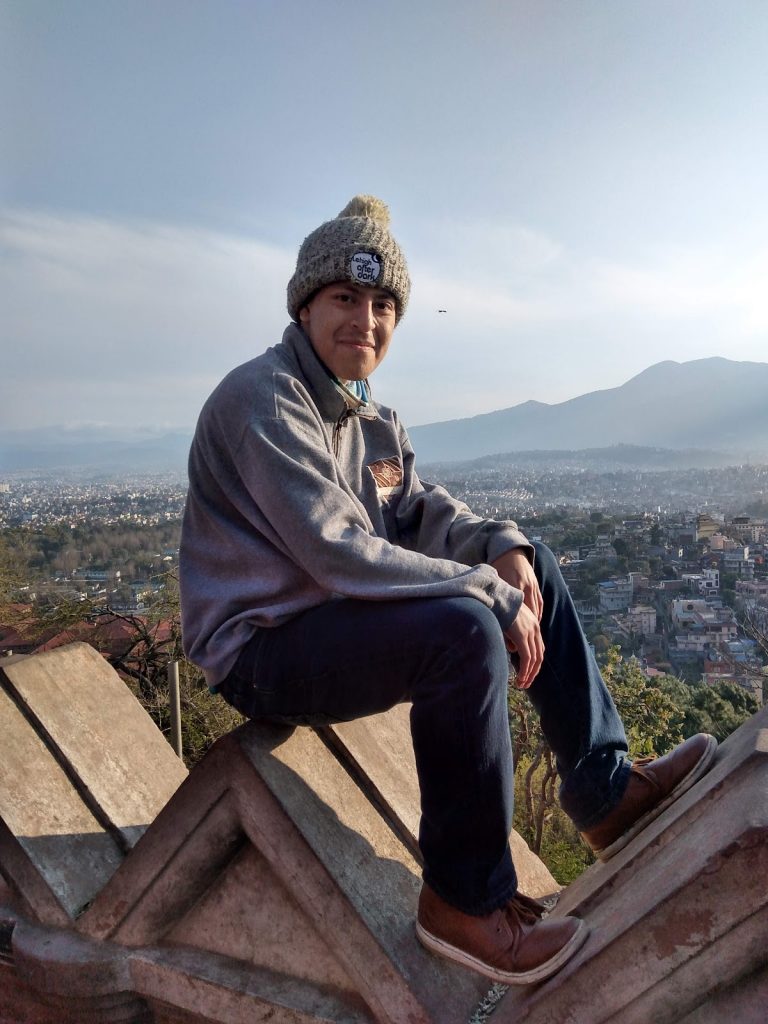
[2,1,767,432]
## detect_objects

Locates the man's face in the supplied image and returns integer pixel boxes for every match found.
[299,281,397,381]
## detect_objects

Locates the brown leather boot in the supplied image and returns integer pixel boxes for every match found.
[416,884,588,985]
[581,733,717,861]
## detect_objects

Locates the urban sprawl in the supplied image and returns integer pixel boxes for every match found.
[1,463,767,703]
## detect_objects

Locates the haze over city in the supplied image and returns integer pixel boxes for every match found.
[2,1,767,435]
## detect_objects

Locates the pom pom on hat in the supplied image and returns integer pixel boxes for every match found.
[337,194,391,227]
[287,194,410,322]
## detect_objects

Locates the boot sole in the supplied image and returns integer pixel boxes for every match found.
[415,917,588,985]
[593,734,718,862]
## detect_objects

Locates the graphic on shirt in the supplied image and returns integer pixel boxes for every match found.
[368,456,403,500]
[350,251,382,284]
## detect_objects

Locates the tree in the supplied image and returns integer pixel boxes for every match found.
[612,537,630,559]
[1,544,242,767]
[655,676,760,742]
[720,571,738,606]
[104,573,244,765]
[738,603,768,662]
[687,683,758,741]
[568,579,596,603]
[509,647,686,885]
[509,687,594,883]
[598,649,683,756]
[590,633,611,654]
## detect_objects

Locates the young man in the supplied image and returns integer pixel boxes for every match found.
[179,196,717,985]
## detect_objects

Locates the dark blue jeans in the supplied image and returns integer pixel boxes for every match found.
[219,542,629,915]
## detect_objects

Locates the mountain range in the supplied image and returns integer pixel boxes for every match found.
[1,357,767,473]
[0,428,192,475]
[409,357,768,463]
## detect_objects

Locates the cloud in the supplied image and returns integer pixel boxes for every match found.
[579,244,767,328]
[728,251,768,335]
[424,218,565,281]
[413,220,768,329]
[1,207,766,432]
[377,225,768,422]
[1,209,294,428]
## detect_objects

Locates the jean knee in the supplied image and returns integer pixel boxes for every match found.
[438,597,504,647]
[428,598,509,686]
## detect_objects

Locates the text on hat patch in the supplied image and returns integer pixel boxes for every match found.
[350,251,382,284]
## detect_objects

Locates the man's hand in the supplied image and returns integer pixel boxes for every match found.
[491,547,543,622]
[503,603,544,689]
[492,547,545,688]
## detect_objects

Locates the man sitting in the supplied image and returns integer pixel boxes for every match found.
[179,195,716,985]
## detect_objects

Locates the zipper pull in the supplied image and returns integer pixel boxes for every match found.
[333,410,352,456]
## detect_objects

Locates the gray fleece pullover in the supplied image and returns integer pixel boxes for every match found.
[180,324,532,687]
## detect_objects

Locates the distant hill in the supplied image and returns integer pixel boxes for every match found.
[2,357,767,474]
[409,358,768,463]
[420,444,745,474]
[0,428,191,474]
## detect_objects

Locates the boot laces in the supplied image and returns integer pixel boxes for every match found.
[506,892,547,926]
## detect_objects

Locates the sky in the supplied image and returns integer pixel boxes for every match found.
[1,0,767,435]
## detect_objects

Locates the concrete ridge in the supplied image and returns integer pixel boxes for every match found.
[1,645,766,1022]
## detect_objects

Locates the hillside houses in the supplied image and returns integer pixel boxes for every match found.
[554,511,767,698]
[3,472,766,705]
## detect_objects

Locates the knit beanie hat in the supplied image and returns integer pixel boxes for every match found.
[287,195,411,322]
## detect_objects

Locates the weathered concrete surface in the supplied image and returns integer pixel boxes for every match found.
[326,705,559,899]
[0,642,491,1023]
[677,961,768,1024]
[133,946,373,1024]
[76,723,489,1023]
[71,701,552,1021]
[1,644,187,841]
[0,968,62,1024]
[0,680,124,921]
[3,642,767,1023]
[235,723,488,1022]
[0,645,187,923]
[491,706,768,1023]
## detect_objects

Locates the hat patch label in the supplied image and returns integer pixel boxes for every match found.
[350,251,381,283]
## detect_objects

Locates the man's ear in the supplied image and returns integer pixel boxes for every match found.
[298,303,311,325]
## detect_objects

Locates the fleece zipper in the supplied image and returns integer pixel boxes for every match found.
[333,409,355,456]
